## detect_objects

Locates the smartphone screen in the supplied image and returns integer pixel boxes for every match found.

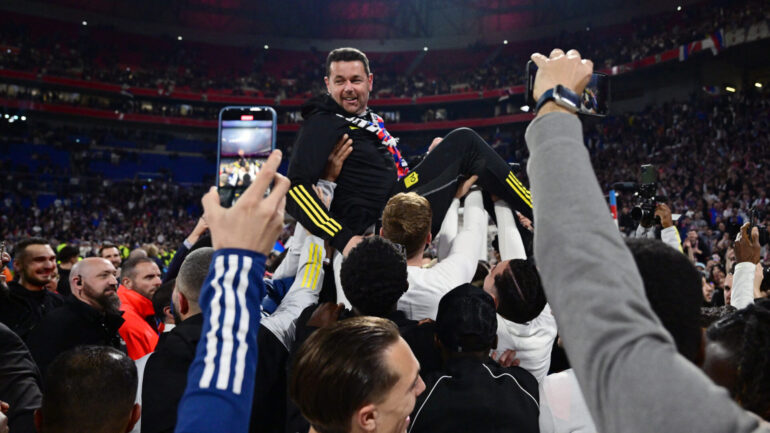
[640,164,657,184]
[217,106,277,207]
[525,60,610,116]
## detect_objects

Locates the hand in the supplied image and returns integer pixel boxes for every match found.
[682,238,692,249]
[516,211,534,232]
[654,203,673,228]
[201,150,289,254]
[455,175,479,199]
[306,302,344,328]
[0,401,7,433]
[530,49,593,117]
[428,137,442,153]
[735,223,761,264]
[312,185,332,210]
[754,264,766,298]
[186,217,209,245]
[342,235,364,257]
[321,134,353,182]
[0,252,9,272]
[491,349,520,368]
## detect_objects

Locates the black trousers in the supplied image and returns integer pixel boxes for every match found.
[391,127,533,237]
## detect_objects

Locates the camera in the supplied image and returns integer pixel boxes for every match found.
[749,207,769,246]
[613,164,667,228]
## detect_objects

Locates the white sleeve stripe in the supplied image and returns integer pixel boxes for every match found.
[481,363,539,408]
[216,255,240,390]
[232,255,253,395]
[408,375,452,433]
[199,255,225,389]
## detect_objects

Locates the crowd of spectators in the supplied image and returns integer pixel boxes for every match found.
[1,50,769,433]
[0,0,765,104]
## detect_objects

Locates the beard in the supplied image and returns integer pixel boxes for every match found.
[83,282,122,315]
[22,268,52,287]
[97,292,122,316]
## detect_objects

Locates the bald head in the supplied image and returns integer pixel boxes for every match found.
[176,247,214,302]
[70,258,120,314]
[173,247,214,320]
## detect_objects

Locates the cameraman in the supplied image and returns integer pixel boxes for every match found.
[631,202,683,253]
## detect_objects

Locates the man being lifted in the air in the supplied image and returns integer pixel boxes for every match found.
[287,47,533,255]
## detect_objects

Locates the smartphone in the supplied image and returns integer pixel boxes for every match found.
[640,164,657,185]
[525,60,610,116]
[217,106,277,207]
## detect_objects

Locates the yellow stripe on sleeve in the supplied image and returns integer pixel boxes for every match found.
[297,185,343,231]
[289,189,337,237]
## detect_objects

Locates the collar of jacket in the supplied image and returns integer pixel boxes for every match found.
[8,280,49,300]
[66,295,125,330]
[118,285,156,318]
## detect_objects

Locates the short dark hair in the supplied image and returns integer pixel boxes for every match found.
[494,259,547,324]
[289,317,400,433]
[98,243,119,257]
[706,299,770,419]
[120,256,156,281]
[40,346,137,433]
[326,47,371,77]
[13,237,51,264]
[153,279,175,318]
[340,236,408,317]
[57,245,80,263]
[626,238,703,363]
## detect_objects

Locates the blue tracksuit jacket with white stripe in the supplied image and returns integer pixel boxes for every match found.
[175,249,266,433]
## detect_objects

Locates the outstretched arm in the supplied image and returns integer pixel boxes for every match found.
[526,49,767,433]
[176,150,289,433]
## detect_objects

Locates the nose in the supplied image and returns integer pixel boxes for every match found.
[415,376,426,396]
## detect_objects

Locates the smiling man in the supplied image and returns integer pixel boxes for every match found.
[0,238,63,340]
[27,257,125,377]
[287,47,534,257]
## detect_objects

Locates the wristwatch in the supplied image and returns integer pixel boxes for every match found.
[535,85,580,113]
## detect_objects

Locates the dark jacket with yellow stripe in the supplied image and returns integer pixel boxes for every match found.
[287,94,399,251]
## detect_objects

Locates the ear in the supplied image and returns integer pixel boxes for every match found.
[178,292,190,315]
[324,76,331,93]
[379,227,384,237]
[368,73,374,92]
[34,408,43,432]
[125,403,141,433]
[121,276,131,289]
[425,232,432,246]
[354,403,377,432]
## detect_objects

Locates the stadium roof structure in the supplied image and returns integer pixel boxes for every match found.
[3,0,695,47]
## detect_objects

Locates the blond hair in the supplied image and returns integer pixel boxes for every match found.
[381,192,432,258]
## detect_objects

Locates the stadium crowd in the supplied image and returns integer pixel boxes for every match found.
[0,0,765,102]
[0,45,769,433]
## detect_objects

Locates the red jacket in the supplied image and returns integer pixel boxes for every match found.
[118,286,163,359]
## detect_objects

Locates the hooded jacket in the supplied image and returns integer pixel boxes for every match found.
[287,94,401,251]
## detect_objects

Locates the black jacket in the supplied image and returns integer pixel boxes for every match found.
[0,323,42,433]
[285,305,439,433]
[0,281,64,341]
[248,326,290,433]
[409,357,540,433]
[287,94,399,251]
[141,314,203,433]
[26,295,124,377]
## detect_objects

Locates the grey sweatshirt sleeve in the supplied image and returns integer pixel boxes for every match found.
[524,112,769,433]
